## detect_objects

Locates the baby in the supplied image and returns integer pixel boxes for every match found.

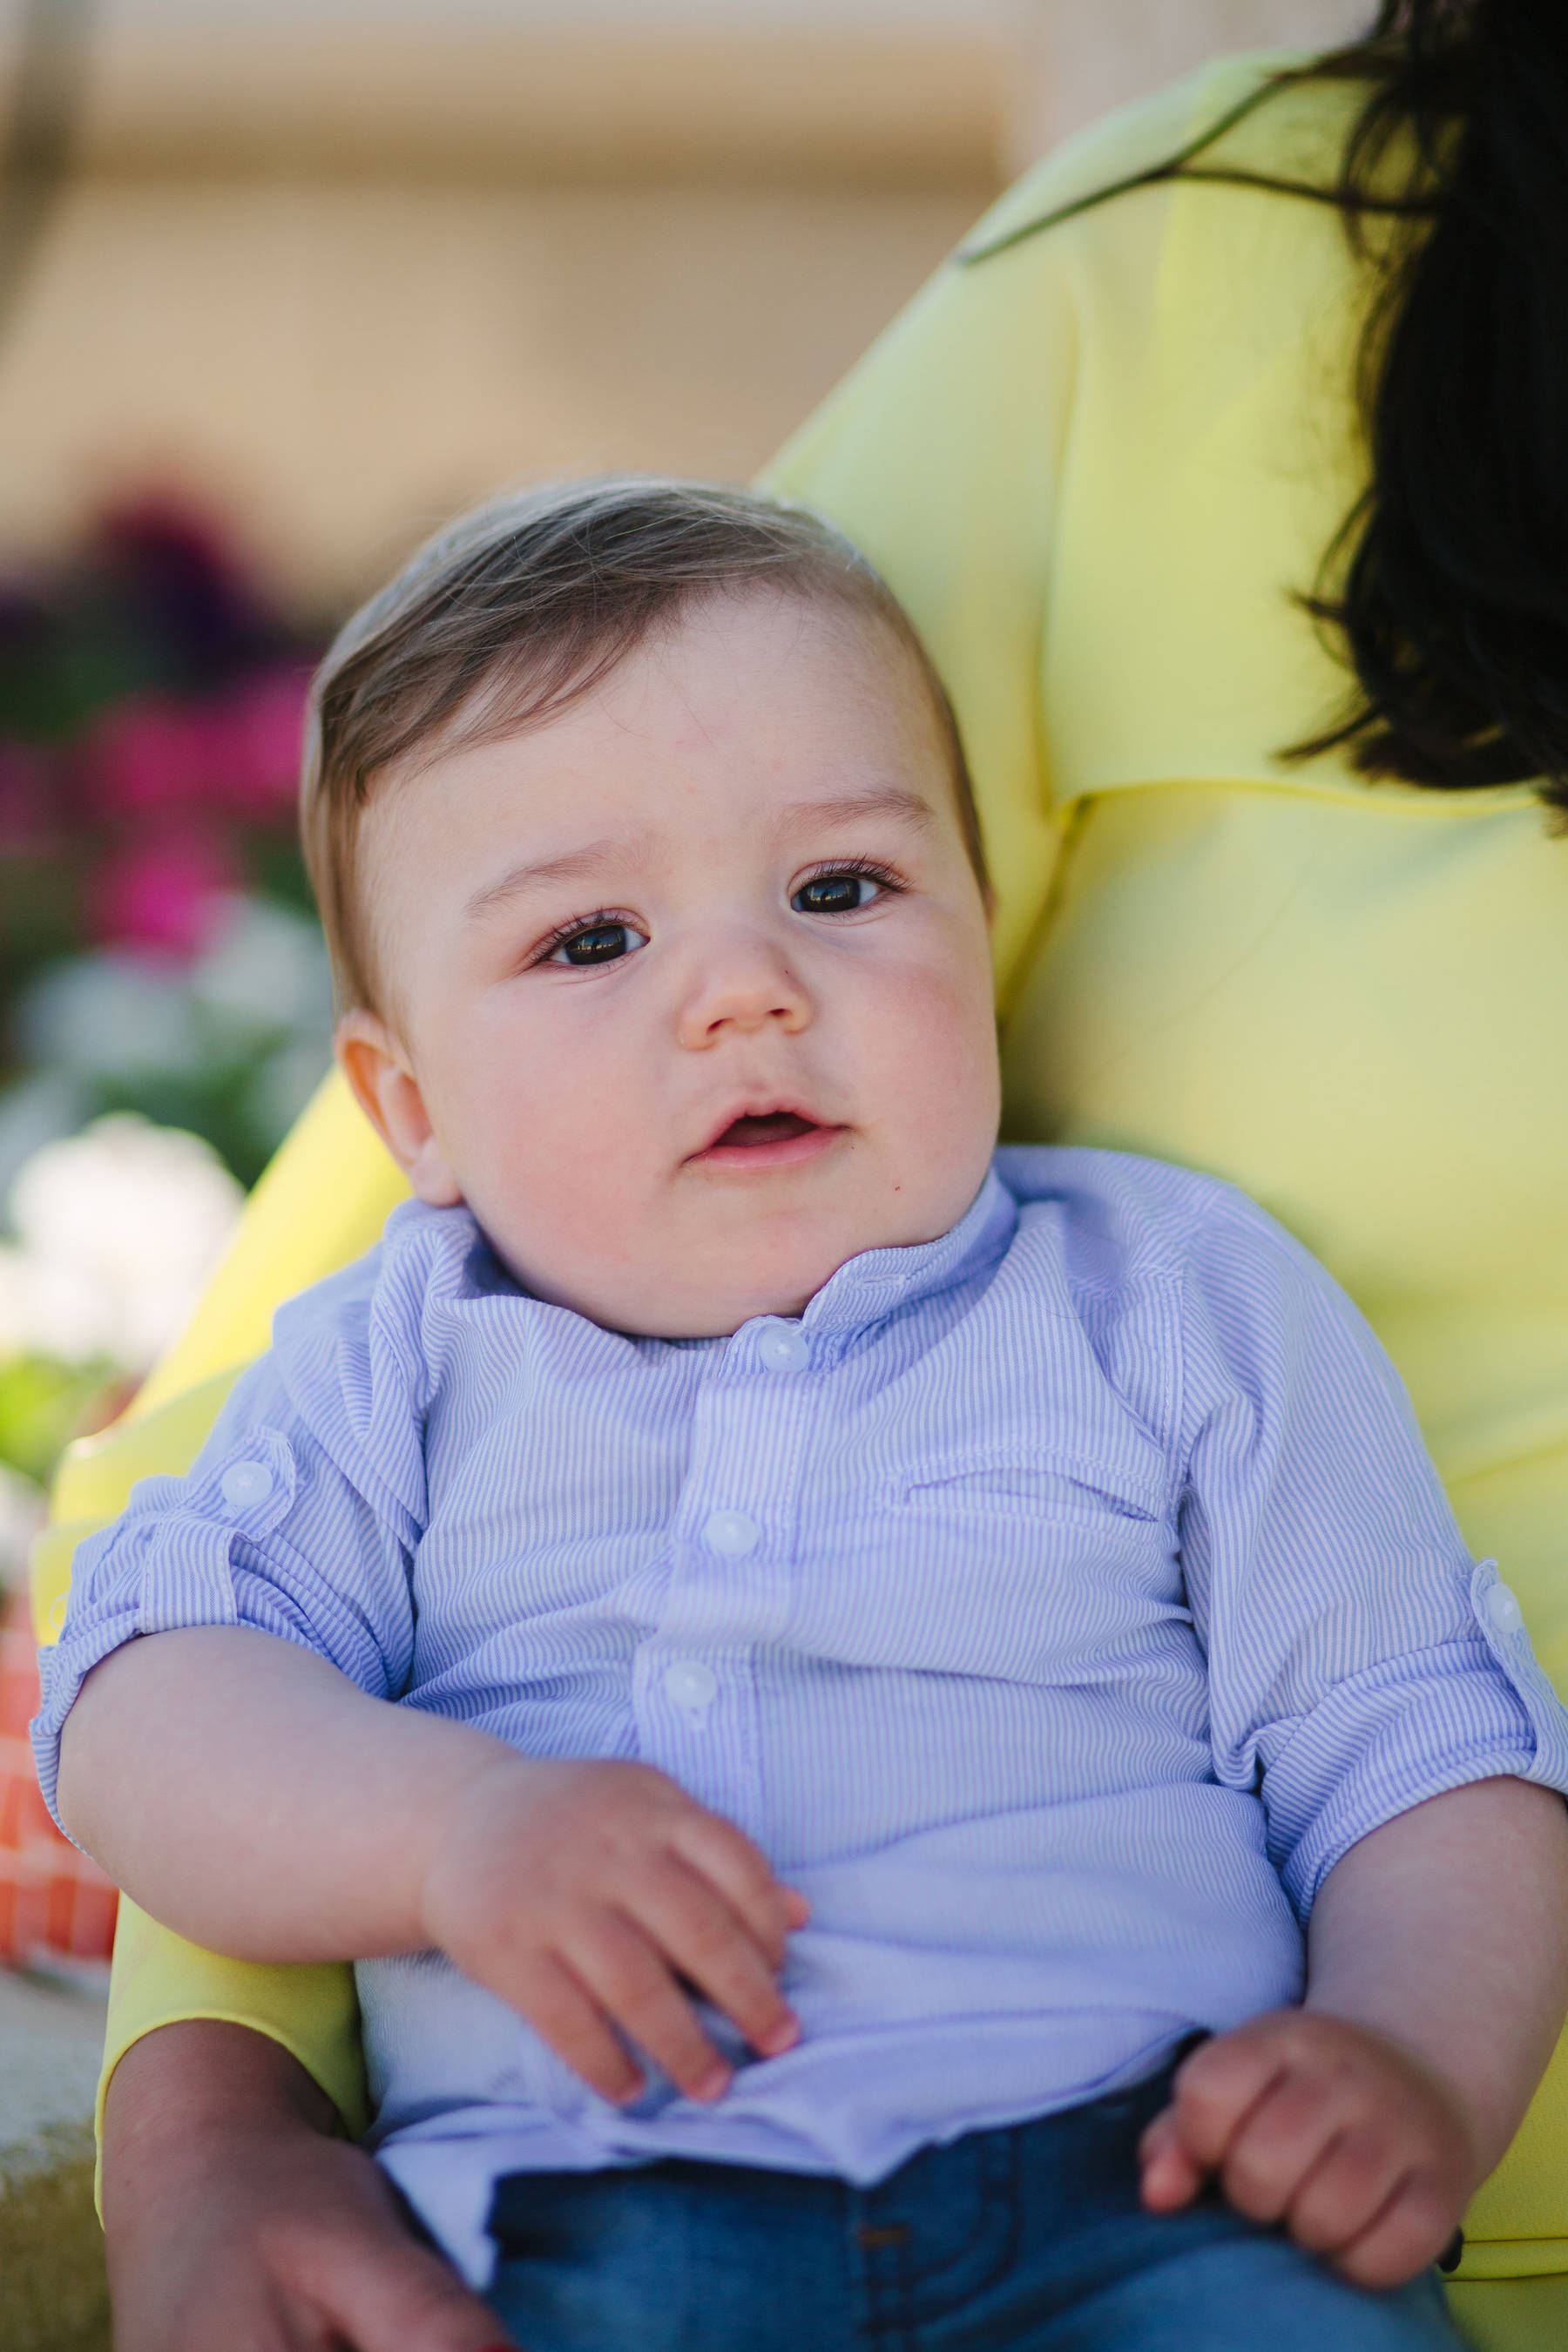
[37,479,1568,2352]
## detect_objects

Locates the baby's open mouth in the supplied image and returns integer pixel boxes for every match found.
[713,1112,819,1149]
[692,1107,841,1168]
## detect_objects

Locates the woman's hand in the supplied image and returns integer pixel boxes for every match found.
[103,2021,515,2352]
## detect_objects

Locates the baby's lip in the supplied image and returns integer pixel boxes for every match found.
[688,1101,843,1163]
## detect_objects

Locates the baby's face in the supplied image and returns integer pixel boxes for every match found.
[340,590,1000,1337]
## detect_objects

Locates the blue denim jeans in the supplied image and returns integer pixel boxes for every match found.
[484,2059,1463,2351]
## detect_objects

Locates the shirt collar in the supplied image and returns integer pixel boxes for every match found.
[794,1162,1017,1340]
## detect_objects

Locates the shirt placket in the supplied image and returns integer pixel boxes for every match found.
[631,1320,821,1844]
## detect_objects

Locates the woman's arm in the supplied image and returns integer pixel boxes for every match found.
[102,2021,510,2352]
[1140,1776,1568,2286]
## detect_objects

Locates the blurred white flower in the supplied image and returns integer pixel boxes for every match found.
[0,1072,90,1208]
[1,1114,243,1372]
[12,898,333,1099]
[16,954,207,1081]
[244,1035,334,1148]
[188,893,333,1045]
[0,1247,113,1367]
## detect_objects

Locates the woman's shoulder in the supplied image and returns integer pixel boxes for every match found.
[957,49,1363,268]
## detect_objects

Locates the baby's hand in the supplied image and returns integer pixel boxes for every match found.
[420,1756,808,2106]
[1138,2011,1478,2289]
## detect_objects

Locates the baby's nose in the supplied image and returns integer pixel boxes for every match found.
[677,939,811,1045]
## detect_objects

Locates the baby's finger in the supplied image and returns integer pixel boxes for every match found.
[639,1858,801,2058]
[568,1909,733,2100]
[1217,2066,1348,2226]
[1166,2028,1290,2175]
[670,1810,806,1964]
[1137,2103,1207,2212]
[1285,2123,1408,2257]
[504,1950,645,2104]
[1331,2168,1461,2294]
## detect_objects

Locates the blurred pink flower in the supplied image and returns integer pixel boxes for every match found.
[81,698,213,820]
[78,669,306,828]
[89,834,236,956]
[205,667,310,819]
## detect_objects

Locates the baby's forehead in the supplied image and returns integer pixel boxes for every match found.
[390,587,948,806]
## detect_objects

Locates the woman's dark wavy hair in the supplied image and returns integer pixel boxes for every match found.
[1287,2,1568,798]
[976,4,1568,802]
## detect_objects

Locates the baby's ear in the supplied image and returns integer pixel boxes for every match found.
[335,1010,463,1207]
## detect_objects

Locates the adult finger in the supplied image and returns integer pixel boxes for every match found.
[301,2227,520,2352]
[106,2143,513,2352]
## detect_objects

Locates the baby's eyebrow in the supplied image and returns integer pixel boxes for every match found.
[464,840,630,920]
[463,791,931,921]
[774,787,936,835]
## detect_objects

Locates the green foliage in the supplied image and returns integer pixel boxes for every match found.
[0,1356,121,1486]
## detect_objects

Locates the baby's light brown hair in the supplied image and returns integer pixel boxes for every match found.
[301,476,987,1013]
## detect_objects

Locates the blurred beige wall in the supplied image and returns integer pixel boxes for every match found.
[0,1,1370,612]
[1026,0,1368,150]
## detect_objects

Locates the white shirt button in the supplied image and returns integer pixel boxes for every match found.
[220,1460,274,1510]
[704,1509,760,1558]
[1487,1581,1525,1635]
[664,1659,718,1713]
[758,1326,810,1375]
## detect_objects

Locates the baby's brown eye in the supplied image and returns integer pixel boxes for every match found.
[551,922,647,967]
[792,873,880,916]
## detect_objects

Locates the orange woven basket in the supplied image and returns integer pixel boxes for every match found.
[0,1592,118,1968]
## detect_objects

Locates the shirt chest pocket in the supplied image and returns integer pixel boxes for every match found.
[789,1447,1186,1681]
[896,1446,1166,1524]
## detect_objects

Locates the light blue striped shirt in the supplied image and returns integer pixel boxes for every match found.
[36,1149,1568,2285]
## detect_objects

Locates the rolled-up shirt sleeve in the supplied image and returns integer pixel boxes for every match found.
[32,1345,421,1832]
[1176,1189,1568,1921]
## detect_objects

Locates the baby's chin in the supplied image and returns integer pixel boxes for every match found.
[476,1150,997,1336]
[506,1209,973,1340]
[554,1263,833,1341]
[476,1231,821,1337]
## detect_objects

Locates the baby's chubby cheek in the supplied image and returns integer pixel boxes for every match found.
[874,951,1001,1193]
[449,1106,655,1302]
[786,1022,997,1284]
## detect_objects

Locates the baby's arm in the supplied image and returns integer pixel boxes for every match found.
[1139,1774,1568,2286]
[57,1624,806,2104]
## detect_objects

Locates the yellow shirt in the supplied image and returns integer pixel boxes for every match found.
[44,54,1568,2330]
